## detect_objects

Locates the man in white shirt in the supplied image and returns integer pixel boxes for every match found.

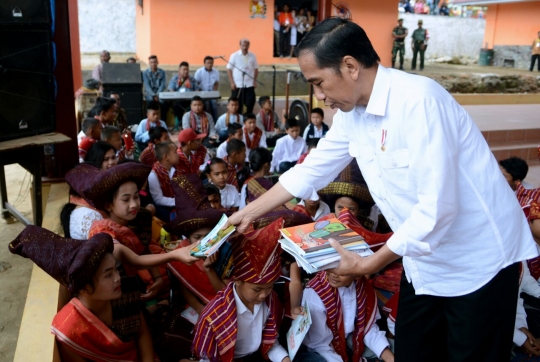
[226,39,259,114]
[228,18,538,361]
[194,56,220,120]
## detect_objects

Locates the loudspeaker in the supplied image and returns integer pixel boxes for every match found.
[0,0,52,26]
[0,28,56,142]
[102,63,143,126]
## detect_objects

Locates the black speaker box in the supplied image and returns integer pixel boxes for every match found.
[102,63,143,126]
[0,28,56,142]
[0,0,52,26]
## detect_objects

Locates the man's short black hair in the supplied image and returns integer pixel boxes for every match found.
[258,95,271,107]
[179,61,189,68]
[147,101,161,112]
[226,138,246,156]
[126,57,136,63]
[204,56,213,63]
[101,126,120,141]
[311,107,324,118]
[228,96,239,103]
[148,55,157,61]
[156,141,175,162]
[149,126,168,144]
[191,95,203,103]
[295,17,380,73]
[499,157,528,181]
[227,123,243,137]
[91,97,116,115]
[285,118,299,130]
[81,117,100,133]
[244,112,256,121]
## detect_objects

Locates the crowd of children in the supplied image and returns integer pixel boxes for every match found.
[11,93,540,362]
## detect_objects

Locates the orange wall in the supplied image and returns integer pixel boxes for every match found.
[483,2,540,47]
[135,0,397,67]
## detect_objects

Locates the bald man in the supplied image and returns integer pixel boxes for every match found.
[226,39,259,114]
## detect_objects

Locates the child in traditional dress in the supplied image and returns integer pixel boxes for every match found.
[139,125,169,167]
[148,141,179,221]
[224,138,248,191]
[256,95,283,147]
[101,126,135,162]
[78,117,102,163]
[182,95,218,148]
[206,184,225,210]
[215,96,243,142]
[270,118,306,174]
[243,113,267,161]
[217,123,243,159]
[134,100,168,149]
[204,158,240,212]
[240,147,273,210]
[85,141,118,170]
[177,128,208,175]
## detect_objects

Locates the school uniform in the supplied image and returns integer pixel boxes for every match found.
[218,183,240,210]
[242,127,267,161]
[303,123,329,142]
[270,134,306,173]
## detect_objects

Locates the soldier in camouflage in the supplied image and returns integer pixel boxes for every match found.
[392,18,408,70]
[411,19,428,71]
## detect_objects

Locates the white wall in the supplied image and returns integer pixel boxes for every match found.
[400,13,485,59]
[78,0,136,53]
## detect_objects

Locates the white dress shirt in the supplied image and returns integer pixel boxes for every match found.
[302,281,389,361]
[148,167,176,207]
[297,200,331,221]
[270,134,306,173]
[216,141,228,159]
[215,114,244,134]
[194,67,220,92]
[134,119,169,143]
[218,183,240,209]
[243,129,268,161]
[227,50,258,88]
[280,64,538,297]
[232,284,288,361]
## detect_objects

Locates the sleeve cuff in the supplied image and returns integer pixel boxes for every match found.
[514,329,527,346]
[268,341,288,362]
[279,170,319,201]
[386,224,432,257]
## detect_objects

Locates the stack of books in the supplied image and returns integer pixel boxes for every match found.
[279,218,373,274]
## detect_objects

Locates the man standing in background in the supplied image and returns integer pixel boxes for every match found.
[392,18,408,70]
[142,55,168,115]
[194,56,220,120]
[411,19,428,71]
[227,39,259,114]
[530,31,540,72]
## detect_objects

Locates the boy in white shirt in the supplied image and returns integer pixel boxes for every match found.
[217,123,243,159]
[215,96,243,142]
[243,113,267,161]
[270,118,306,173]
[148,141,179,221]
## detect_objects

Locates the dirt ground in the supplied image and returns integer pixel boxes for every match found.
[0,165,35,362]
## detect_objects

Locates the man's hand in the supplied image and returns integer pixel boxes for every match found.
[227,210,256,234]
[520,328,540,356]
[230,82,237,91]
[328,239,364,276]
[141,277,163,301]
[253,81,258,89]
[172,246,199,265]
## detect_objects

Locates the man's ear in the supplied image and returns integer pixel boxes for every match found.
[342,56,360,81]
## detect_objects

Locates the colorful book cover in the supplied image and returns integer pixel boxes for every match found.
[280,218,363,255]
[190,214,236,257]
[286,301,312,360]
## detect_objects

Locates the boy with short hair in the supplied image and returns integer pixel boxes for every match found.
[182,95,218,148]
[134,101,169,148]
[215,97,243,142]
[78,117,102,163]
[243,113,267,161]
[303,107,329,142]
[176,128,208,175]
[101,126,134,161]
[205,184,225,210]
[225,139,247,191]
[270,118,306,174]
[217,123,243,159]
[500,156,532,190]
[148,141,179,221]
[298,138,320,165]
[256,96,283,147]
[77,97,117,144]
[139,126,169,167]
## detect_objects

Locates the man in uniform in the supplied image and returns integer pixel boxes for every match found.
[392,18,408,70]
[411,20,428,71]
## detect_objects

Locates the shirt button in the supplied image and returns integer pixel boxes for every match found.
[392,161,397,167]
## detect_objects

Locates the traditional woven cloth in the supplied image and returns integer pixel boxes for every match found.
[176,145,207,175]
[140,143,157,167]
[152,161,174,198]
[259,110,274,132]
[244,127,262,150]
[515,181,540,279]
[223,156,240,190]
[190,111,209,135]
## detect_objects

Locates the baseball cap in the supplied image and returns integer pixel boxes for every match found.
[178,128,206,143]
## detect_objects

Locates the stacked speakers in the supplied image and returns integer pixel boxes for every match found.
[0,0,56,142]
[102,63,143,126]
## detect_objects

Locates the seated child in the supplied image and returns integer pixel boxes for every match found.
[204,158,240,212]
[240,147,273,210]
[148,141,179,221]
[77,97,116,144]
[78,117,102,163]
[302,271,394,362]
[101,126,135,161]
[294,196,331,221]
[176,128,208,175]
[181,95,218,148]
[192,218,291,362]
[256,95,283,148]
[205,184,225,210]
[215,96,243,142]
[217,123,243,159]
[243,113,267,161]
[270,118,306,174]
[139,125,169,167]
[224,138,248,191]
[298,138,320,165]
[134,101,169,150]
[85,141,118,170]
[500,156,533,190]
[303,107,329,142]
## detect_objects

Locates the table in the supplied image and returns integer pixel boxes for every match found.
[158,90,221,101]
[0,132,71,226]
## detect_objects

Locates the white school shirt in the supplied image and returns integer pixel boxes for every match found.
[134,119,169,143]
[218,183,240,209]
[280,64,537,297]
[243,128,268,161]
[194,67,220,92]
[302,281,389,361]
[270,134,306,173]
[148,167,176,207]
[216,141,228,159]
[297,200,331,221]
[226,50,258,88]
[215,114,244,134]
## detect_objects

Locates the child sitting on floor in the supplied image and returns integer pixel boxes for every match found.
[240,147,273,210]
[215,96,243,142]
[205,184,225,210]
[77,97,116,144]
[78,117,102,163]
[270,118,306,174]
[101,126,135,162]
[139,126,169,167]
[204,158,240,212]
[217,123,243,159]
[298,138,320,165]
[256,95,283,148]
[224,138,248,191]
[176,128,208,175]
[148,141,179,221]
[243,113,267,161]
[134,101,169,150]
[182,95,218,148]
[303,107,329,142]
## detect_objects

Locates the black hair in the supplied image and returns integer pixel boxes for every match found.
[204,56,213,63]
[179,61,189,68]
[84,78,100,90]
[228,96,239,103]
[106,91,119,98]
[205,184,221,197]
[146,100,161,112]
[85,141,116,168]
[285,118,299,130]
[102,50,110,57]
[149,126,168,144]
[311,107,324,118]
[60,203,77,238]
[203,157,227,175]
[101,126,120,141]
[148,55,157,60]
[499,157,528,181]
[191,95,203,103]
[227,123,243,137]
[258,95,271,107]
[81,117,100,134]
[244,112,256,121]
[249,147,273,172]
[226,138,246,156]
[91,97,116,115]
[307,138,320,149]
[126,57,136,63]
[295,17,380,73]
[155,141,175,162]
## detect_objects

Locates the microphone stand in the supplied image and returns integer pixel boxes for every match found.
[218,55,264,113]
[272,65,276,113]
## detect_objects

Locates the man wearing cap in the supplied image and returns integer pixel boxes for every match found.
[176,128,208,175]
[411,20,428,71]
[392,19,408,70]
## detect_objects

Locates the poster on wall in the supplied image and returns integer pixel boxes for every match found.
[250,0,267,18]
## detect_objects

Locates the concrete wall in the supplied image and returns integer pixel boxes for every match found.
[400,13,485,60]
[78,0,136,53]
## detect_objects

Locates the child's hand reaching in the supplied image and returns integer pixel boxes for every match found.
[172,246,199,265]
[203,252,219,270]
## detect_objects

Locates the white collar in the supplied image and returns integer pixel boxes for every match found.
[233,283,261,315]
